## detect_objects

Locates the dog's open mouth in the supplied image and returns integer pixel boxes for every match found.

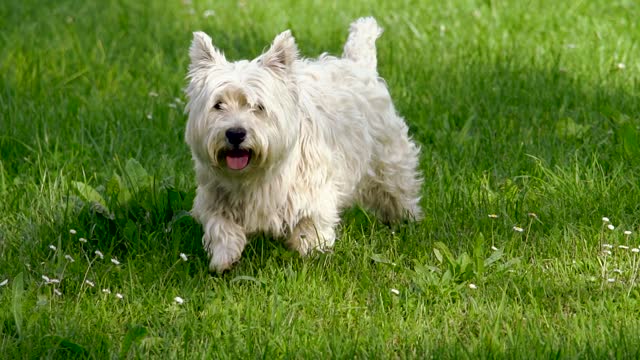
[224,149,251,171]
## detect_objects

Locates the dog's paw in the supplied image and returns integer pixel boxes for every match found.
[209,244,242,273]
[287,218,335,256]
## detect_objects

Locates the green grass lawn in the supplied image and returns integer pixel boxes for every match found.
[2,0,640,357]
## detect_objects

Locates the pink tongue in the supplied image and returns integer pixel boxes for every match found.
[226,152,249,170]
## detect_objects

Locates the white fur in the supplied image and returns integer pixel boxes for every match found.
[185,17,423,272]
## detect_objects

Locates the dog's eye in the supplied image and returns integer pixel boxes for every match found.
[213,101,224,111]
[255,103,265,112]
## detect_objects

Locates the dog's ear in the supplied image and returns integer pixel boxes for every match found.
[261,30,298,73]
[190,31,225,69]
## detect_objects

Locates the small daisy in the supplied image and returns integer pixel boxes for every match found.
[513,226,524,233]
[115,293,124,299]
[69,229,77,235]
[602,217,610,223]
[617,63,626,70]
[42,275,50,282]
[64,254,75,263]
[624,230,632,236]
[95,250,104,259]
[102,288,111,294]
[602,244,613,249]
[79,237,87,243]
[85,280,95,287]
[491,246,499,251]
[528,212,538,218]
[111,258,121,265]
[603,250,612,256]
[613,269,623,274]
[53,289,62,296]
[146,113,153,120]
[607,224,615,230]
[148,91,158,97]
[607,278,616,283]
[180,253,188,262]
[390,288,400,296]
[49,244,57,251]
[48,278,60,284]
[633,248,640,253]
[618,245,629,250]
[469,283,478,290]
[0,279,8,286]
[174,296,185,305]
[488,214,499,219]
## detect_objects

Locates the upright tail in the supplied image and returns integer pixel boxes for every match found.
[342,17,383,72]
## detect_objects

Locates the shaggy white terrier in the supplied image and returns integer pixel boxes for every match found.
[185,17,422,272]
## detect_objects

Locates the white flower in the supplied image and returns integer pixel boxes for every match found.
[602,217,610,223]
[633,248,640,253]
[602,244,613,249]
[69,229,77,235]
[115,293,124,299]
[53,289,62,296]
[528,212,538,218]
[203,9,215,17]
[607,224,615,230]
[42,275,50,282]
[180,253,188,262]
[102,288,111,294]
[469,283,478,289]
[390,288,400,296]
[624,231,632,235]
[618,245,629,250]
[168,103,177,109]
[79,237,87,243]
[0,279,8,286]
[491,246,498,251]
[148,91,158,97]
[513,226,524,233]
[146,113,153,120]
[488,214,498,219]
[49,245,57,251]
[607,278,616,283]
[617,63,626,70]
[64,254,75,263]
[85,280,95,287]
[48,278,60,284]
[111,258,121,265]
[95,250,104,259]
[603,250,612,256]
[174,296,185,304]
[613,269,623,274]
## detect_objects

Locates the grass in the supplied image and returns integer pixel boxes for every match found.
[1,0,640,357]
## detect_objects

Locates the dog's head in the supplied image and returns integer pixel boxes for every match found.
[185,30,300,177]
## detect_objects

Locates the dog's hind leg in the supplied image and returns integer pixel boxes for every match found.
[359,131,423,223]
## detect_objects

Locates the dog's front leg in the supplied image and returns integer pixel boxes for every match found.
[202,215,246,273]
[287,216,337,256]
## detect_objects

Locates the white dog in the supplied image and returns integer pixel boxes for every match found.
[185,17,422,272]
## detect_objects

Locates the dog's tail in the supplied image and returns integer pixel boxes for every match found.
[342,17,383,72]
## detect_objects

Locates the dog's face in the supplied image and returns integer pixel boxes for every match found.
[185,31,299,178]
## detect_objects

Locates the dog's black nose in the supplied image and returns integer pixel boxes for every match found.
[225,127,246,145]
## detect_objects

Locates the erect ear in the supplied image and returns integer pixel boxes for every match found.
[261,30,298,73]
[189,31,226,70]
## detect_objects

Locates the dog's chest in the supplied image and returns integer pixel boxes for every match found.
[231,186,295,237]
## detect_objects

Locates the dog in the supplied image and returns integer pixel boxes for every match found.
[185,17,423,272]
